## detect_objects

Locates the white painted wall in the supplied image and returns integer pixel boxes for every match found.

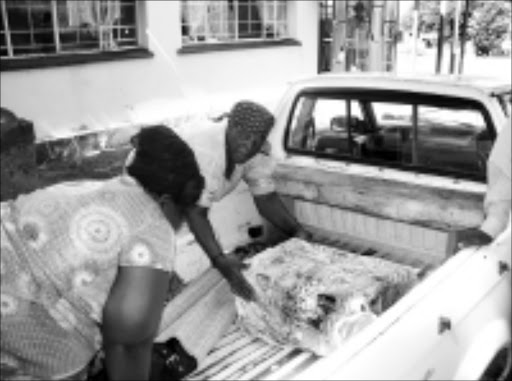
[0,0,319,141]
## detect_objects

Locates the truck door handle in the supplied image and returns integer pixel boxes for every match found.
[438,316,452,335]
[498,261,510,276]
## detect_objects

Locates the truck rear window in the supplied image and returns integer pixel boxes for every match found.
[285,90,495,182]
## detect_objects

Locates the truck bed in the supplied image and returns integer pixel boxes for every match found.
[184,234,447,381]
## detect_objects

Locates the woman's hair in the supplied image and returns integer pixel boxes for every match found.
[126,125,204,207]
[0,108,39,202]
[1,107,36,153]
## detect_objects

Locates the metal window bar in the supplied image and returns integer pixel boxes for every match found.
[234,0,239,40]
[96,0,102,50]
[221,2,227,40]
[181,0,286,44]
[1,0,13,57]
[2,0,138,58]
[411,104,419,165]
[272,0,277,38]
[51,0,60,53]
[347,99,353,155]
[247,0,251,37]
[28,1,34,48]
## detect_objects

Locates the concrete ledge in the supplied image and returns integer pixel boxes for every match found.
[0,48,154,72]
[177,38,301,55]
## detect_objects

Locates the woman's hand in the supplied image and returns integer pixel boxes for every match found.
[212,255,257,302]
[295,228,314,242]
[453,228,493,252]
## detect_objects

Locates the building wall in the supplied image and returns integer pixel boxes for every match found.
[0,1,319,141]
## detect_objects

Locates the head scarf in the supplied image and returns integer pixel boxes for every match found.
[224,101,274,178]
[226,101,274,146]
[127,125,204,206]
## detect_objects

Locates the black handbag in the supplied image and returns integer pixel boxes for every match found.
[150,338,198,380]
[87,338,197,381]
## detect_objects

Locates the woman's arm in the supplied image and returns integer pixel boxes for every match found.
[184,205,224,262]
[184,205,256,301]
[253,192,310,238]
[102,267,169,381]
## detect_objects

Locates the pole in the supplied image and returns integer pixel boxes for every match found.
[412,0,420,73]
[436,0,448,74]
[450,0,462,74]
[458,0,470,74]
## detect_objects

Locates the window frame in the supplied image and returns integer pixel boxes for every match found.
[178,0,300,54]
[284,88,497,183]
[0,0,152,71]
[492,90,512,117]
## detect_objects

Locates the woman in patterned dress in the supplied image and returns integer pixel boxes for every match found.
[0,112,204,381]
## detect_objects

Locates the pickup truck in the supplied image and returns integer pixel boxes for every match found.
[26,73,511,380]
[154,73,511,381]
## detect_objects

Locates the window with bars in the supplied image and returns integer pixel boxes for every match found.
[181,0,288,45]
[1,0,140,59]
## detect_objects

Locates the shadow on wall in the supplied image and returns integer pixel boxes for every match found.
[35,127,137,185]
[7,110,216,194]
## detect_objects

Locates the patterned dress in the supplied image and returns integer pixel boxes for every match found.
[0,175,176,380]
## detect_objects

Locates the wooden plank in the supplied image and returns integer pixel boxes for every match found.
[232,347,295,381]
[214,345,275,380]
[189,340,265,380]
[275,163,484,230]
[213,325,245,350]
[191,333,256,374]
[302,221,444,269]
[262,352,315,381]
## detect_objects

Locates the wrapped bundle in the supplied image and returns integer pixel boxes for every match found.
[235,238,419,356]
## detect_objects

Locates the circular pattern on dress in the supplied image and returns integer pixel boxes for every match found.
[19,216,48,250]
[17,273,39,299]
[72,270,96,289]
[69,206,128,257]
[127,243,153,266]
[0,294,18,316]
[36,198,61,216]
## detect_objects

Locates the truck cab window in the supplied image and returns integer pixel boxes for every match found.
[416,105,490,175]
[288,96,367,158]
[286,91,493,181]
[368,102,414,165]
